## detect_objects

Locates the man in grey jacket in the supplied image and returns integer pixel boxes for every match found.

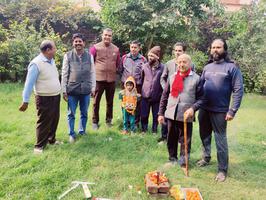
[61,33,96,143]
[158,42,192,143]
[160,42,195,90]
[158,54,204,173]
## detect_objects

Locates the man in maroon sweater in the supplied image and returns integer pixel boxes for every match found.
[90,28,120,129]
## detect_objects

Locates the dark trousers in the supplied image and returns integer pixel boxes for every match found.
[92,81,116,124]
[198,108,228,173]
[161,118,168,139]
[121,83,142,126]
[141,98,159,132]
[167,119,192,165]
[35,95,60,148]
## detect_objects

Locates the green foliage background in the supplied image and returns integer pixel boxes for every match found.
[0,0,265,93]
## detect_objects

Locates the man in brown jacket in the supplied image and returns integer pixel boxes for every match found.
[90,28,120,129]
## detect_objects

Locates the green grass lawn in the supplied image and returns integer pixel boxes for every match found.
[0,83,265,200]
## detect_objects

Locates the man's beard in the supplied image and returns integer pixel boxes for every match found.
[211,52,226,61]
[149,59,156,65]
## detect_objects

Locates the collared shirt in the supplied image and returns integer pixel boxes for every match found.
[22,53,54,102]
[130,53,141,61]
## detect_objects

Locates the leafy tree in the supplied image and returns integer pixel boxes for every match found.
[192,1,266,93]
[100,0,222,53]
[229,4,266,93]
[0,19,67,82]
[0,0,102,42]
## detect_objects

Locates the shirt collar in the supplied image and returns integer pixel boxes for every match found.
[40,53,54,64]
[128,53,141,60]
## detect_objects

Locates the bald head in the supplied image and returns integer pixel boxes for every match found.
[40,40,55,52]
[177,54,192,64]
[40,40,56,59]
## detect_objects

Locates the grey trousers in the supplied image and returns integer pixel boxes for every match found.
[198,109,228,173]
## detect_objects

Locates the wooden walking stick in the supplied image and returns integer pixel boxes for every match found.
[183,114,189,176]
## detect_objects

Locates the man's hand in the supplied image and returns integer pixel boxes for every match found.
[63,93,68,102]
[225,113,234,121]
[19,102,28,112]
[91,90,95,98]
[184,108,194,121]
[158,115,164,124]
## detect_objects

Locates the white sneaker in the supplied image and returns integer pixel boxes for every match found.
[69,136,76,143]
[33,148,43,154]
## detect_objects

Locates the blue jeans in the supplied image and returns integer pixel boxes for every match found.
[67,95,90,137]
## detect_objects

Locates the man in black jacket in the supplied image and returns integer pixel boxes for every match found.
[186,38,244,182]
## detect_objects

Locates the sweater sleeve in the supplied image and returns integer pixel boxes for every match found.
[22,63,39,103]
[89,46,97,60]
[61,54,69,94]
[90,55,96,92]
[118,54,126,75]
[192,76,206,111]
[158,81,170,116]
[135,63,143,85]
[160,64,168,90]
[228,66,244,117]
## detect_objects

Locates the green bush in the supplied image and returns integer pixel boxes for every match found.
[195,3,266,94]
[228,4,266,94]
[0,19,67,82]
[190,49,208,74]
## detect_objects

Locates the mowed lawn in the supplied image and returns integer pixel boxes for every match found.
[0,83,265,200]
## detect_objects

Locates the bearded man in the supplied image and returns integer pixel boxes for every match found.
[186,38,244,182]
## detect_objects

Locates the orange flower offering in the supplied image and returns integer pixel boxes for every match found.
[186,190,201,200]
[145,171,170,194]
[182,188,203,200]
[147,171,168,185]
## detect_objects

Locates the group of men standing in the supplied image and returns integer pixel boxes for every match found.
[19,28,244,182]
